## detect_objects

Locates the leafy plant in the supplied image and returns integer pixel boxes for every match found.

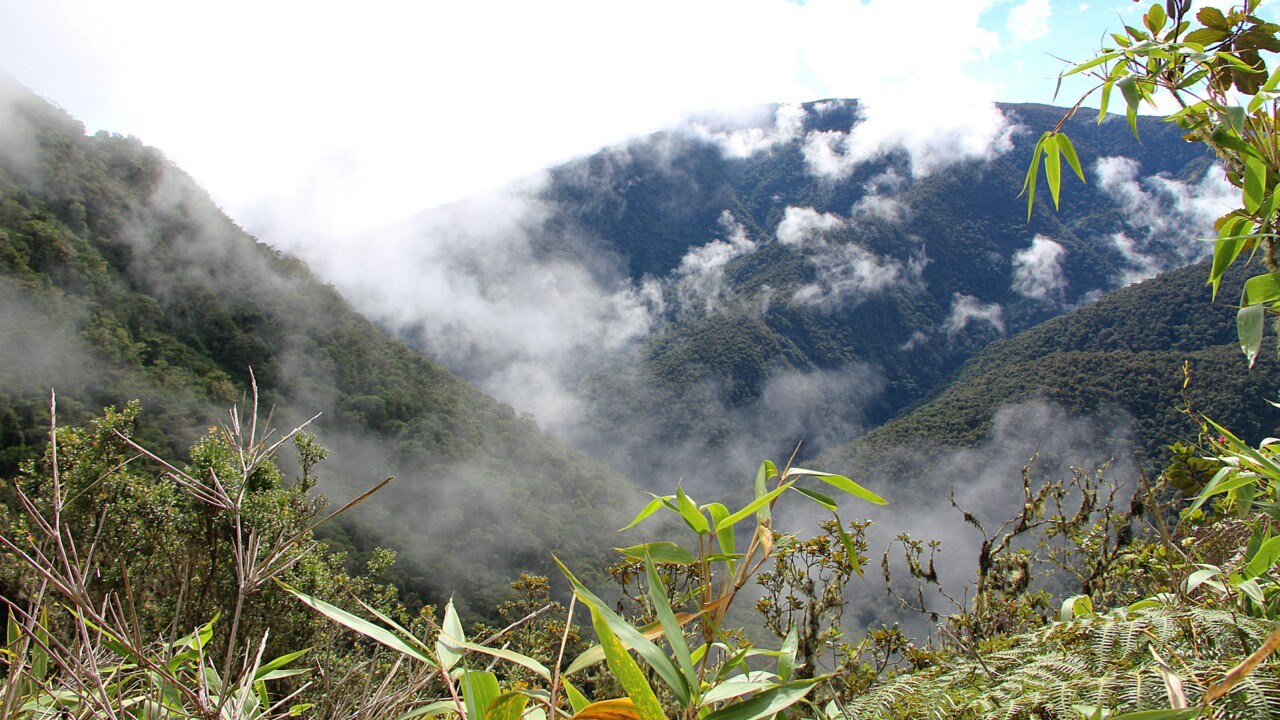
[1026,0,1280,366]
[285,455,887,720]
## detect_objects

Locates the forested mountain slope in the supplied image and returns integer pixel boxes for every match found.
[0,76,637,609]
[302,99,1222,489]
[821,259,1280,490]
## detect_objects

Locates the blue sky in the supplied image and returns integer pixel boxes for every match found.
[0,0,1268,242]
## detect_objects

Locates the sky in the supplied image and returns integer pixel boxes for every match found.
[0,0,1251,245]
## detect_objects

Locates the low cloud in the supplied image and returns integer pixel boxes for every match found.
[945,293,1005,336]
[801,101,1016,181]
[1095,156,1234,284]
[304,179,665,433]
[777,206,924,308]
[1011,235,1067,302]
[820,400,1140,637]
[687,103,807,159]
[673,211,758,316]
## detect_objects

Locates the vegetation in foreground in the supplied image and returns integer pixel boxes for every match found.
[10,2,1280,719]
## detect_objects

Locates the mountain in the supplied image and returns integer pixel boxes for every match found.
[0,75,638,610]
[819,259,1280,501]
[298,99,1222,490]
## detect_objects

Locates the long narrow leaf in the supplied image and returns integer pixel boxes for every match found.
[277,582,435,666]
[589,605,668,720]
[701,678,821,720]
[645,557,699,697]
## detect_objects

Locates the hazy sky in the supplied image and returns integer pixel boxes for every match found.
[0,0,1243,244]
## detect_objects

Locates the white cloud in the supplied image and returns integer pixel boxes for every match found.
[801,99,1016,181]
[0,0,1012,244]
[945,293,1005,335]
[689,103,806,158]
[674,211,758,315]
[1011,235,1067,301]
[776,206,847,245]
[1095,156,1235,284]
[1007,0,1052,42]
[776,206,923,308]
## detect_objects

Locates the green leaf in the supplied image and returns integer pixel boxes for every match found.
[645,558,699,698]
[1056,133,1086,184]
[1209,216,1250,298]
[463,670,501,720]
[1198,6,1228,30]
[705,502,738,573]
[676,487,710,534]
[486,692,529,720]
[1146,3,1167,36]
[1226,105,1247,135]
[278,582,435,666]
[254,648,309,680]
[793,487,837,511]
[617,541,697,565]
[1245,535,1280,578]
[1022,132,1049,220]
[1245,154,1268,213]
[777,625,799,682]
[397,701,459,720]
[1045,134,1063,208]
[1211,125,1264,162]
[452,638,553,681]
[715,481,794,531]
[563,679,591,714]
[1243,272,1280,306]
[589,605,668,720]
[558,557,689,703]
[438,598,466,673]
[787,468,888,505]
[1185,27,1227,47]
[620,495,672,531]
[1109,710,1203,720]
[1065,51,1121,77]
[701,678,821,720]
[1238,302,1265,368]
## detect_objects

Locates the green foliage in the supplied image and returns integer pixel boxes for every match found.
[1027,0,1280,367]
[842,603,1280,720]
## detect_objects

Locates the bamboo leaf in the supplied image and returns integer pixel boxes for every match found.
[589,605,668,720]
[716,481,794,531]
[620,495,672,531]
[463,670,501,720]
[787,468,887,505]
[645,557,699,697]
[617,542,697,565]
[1239,302,1265,368]
[701,678,821,720]
[438,599,466,673]
[278,581,435,666]
[571,698,641,720]
[486,692,529,720]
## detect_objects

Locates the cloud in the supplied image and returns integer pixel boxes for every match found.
[1007,0,1052,42]
[945,293,1005,335]
[1,0,1016,245]
[776,206,847,246]
[1011,235,1067,302]
[828,400,1141,636]
[775,206,924,308]
[687,103,807,158]
[1094,156,1234,284]
[673,211,759,316]
[801,100,1016,180]
[304,179,665,433]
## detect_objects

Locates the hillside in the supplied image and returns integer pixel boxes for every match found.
[0,76,637,609]
[297,99,1222,490]
[820,259,1280,498]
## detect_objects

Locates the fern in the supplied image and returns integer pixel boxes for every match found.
[841,604,1280,719]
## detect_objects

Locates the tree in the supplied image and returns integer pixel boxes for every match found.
[1026,0,1280,366]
